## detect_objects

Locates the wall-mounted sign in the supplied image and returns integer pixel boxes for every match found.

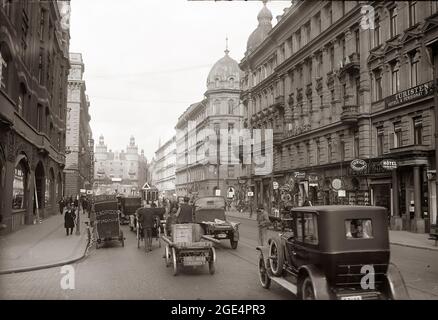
[332,178,342,190]
[294,172,306,179]
[380,159,398,170]
[350,159,367,172]
[247,191,254,197]
[273,181,279,189]
[338,190,346,197]
[215,189,221,196]
[385,80,434,109]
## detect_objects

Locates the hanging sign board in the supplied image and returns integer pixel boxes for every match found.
[350,159,367,172]
[380,159,398,170]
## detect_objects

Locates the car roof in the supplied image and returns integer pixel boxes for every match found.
[291,205,387,215]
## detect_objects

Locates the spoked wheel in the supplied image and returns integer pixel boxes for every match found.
[137,225,140,249]
[258,254,271,289]
[301,277,316,300]
[208,247,216,275]
[172,247,179,276]
[165,245,171,267]
[268,239,284,276]
[120,231,125,247]
[158,228,162,248]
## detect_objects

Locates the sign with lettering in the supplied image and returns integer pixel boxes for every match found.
[332,178,342,190]
[294,172,306,179]
[350,159,367,172]
[380,159,398,170]
[385,81,434,109]
[273,181,279,190]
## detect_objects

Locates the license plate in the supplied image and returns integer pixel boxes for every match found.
[184,256,205,266]
[341,296,362,300]
[217,233,227,239]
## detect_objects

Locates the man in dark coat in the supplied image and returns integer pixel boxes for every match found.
[58,197,65,215]
[64,202,76,236]
[139,207,154,251]
[176,197,193,224]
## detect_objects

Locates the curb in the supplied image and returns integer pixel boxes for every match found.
[0,230,91,275]
[389,241,438,252]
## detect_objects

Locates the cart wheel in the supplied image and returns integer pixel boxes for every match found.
[230,238,238,250]
[120,231,125,247]
[300,277,316,300]
[158,229,162,248]
[258,253,271,289]
[165,245,171,267]
[209,247,216,275]
[137,227,140,249]
[172,247,179,276]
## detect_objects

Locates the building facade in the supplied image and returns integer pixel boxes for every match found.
[64,52,93,197]
[175,47,243,198]
[0,1,70,233]
[239,0,438,233]
[93,135,148,196]
[153,136,176,198]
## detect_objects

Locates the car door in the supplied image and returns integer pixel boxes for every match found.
[290,212,319,268]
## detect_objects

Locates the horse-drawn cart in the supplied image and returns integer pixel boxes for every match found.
[94,195,125,249]
[161,223,219,276]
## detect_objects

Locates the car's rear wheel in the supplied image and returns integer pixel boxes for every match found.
[301,277,316,300]
[268,238,284,276]
[172,247,179,276]
[258,254,271,289]
[209,247,216,275]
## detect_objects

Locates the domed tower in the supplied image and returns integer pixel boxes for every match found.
[246,0,273,54]
[95,134,107,159]
[205,39,241,118]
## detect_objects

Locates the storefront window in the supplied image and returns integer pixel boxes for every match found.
[12,163,26,210]
[44,178,51,206]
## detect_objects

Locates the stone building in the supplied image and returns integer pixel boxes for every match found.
[93,135,148,196]
[239,0,438,233]
[153,136,176,199]
[0,1,70,233]
[64,52,93,197]
[175,46,243,198]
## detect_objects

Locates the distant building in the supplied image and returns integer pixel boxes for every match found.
[175,45,243,198]
[64,53,93,197]
[153,136,176,199]
[0,1,71,233]
[93,135,148,196]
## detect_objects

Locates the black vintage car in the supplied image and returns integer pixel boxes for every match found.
[257,206,410,300]
[193,196,240,249]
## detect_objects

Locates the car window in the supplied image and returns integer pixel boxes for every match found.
[303,213,318,245]
[345,219,373,239]
[295,214,303,241]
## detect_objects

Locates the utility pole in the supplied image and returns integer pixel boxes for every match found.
[432,45,438,227]
[216,126,220,196]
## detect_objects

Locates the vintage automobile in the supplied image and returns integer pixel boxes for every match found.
[257,206,410,300]
[193,196,240,249]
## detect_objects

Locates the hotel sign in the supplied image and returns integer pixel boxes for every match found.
[385,81,434,109]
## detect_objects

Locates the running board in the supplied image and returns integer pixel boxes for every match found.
[270,276,298,295]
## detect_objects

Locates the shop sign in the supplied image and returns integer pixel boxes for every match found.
[380,159,398,170]
[294,171,306,179]
[273,181,279,189]
[385,80,434,109]
[247,191,254,197]
[215,189,221,196]
[338,190,346,197]
[332,178,342,190]
[350,159,367,172]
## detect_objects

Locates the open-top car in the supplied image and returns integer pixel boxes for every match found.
[257,205,410,300]
[193,196,240,249]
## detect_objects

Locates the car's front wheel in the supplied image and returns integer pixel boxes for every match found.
[268,238,284,276]
[258,254,271,289]
[230,238,238,249]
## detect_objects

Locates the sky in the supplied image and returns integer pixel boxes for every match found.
[69,0,291,161]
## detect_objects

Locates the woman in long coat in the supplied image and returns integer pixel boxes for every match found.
[64,203,76,236]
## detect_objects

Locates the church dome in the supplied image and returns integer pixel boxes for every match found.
[206,50,240,91]
[246,1,273,54]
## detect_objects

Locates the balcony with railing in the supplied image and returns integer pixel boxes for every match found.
[340,105,359,124]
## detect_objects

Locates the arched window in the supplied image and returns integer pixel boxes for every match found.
[13,159,28,210]
[215,77,220,88]
[228,99,234,115]
[0,42,11,91]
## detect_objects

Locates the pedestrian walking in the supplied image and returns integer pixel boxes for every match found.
[74,195,79,209]
[64,203,76,236]
[139,207,154,252]
[257,204,271,246]
[58,197,65,215]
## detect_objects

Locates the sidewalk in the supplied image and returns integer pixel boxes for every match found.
[226,210,438,251]
[0,210,90,274]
